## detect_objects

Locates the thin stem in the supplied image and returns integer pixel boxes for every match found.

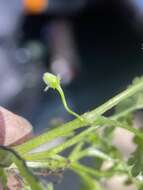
[100,116,143,140]
[0,146,43,190]
[57,86,83,121]
[70,147,115,162]
[22,126,100,161]
[111,106,137,120]
[71,163,116,178]
[69,142,84,161]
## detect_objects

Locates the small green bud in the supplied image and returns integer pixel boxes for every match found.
[43,72,61,90]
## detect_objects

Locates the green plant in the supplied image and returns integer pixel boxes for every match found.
[43,72,83,121]
[1,73,143,189]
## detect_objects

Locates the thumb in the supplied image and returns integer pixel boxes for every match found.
[0,107,33,146]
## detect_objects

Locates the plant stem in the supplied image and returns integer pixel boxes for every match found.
[57,86,83,121]
[22,125,100,161]
[100,116,143,140]
[14,78,143,155]
[0,146,43,190]
[14,119,100,155]
[71,163,116,178]
[87,80,143,120]
[111,106,137,120]
[22,115,143,162]
[70,147,115,162]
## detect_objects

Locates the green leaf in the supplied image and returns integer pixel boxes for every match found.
[128,137,143,177]
[0,168,7,189]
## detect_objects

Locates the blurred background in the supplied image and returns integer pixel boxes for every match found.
[0,0,143,189]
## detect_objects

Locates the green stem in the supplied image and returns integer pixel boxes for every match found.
[26,155,69,170]
[14,119,100,155]
[72,163,105,178]
[57,86,83,121]
[111,106,137,120]
[100,116,143,140]
[73,169,102,190]
[71,163,116,178]
[23,115,143,162]
[22,125,100,161]
[87,80,143,120]
[70,147,115,162]
[0,146,43,190]
[14,78,143,155]
[69,142,84,161]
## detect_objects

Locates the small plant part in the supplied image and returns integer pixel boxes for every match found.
[43,72,83,121]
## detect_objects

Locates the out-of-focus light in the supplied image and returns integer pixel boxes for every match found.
[15,41,45,64]
[129,0,143,18]
[51,58,75,85]
[23,0,48,14]
[0,0,22,37]
[47,0,86,15]
[25,41,44,60]
[15,48,31,64]
[136,173,143,181]
[0,48,24,104]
